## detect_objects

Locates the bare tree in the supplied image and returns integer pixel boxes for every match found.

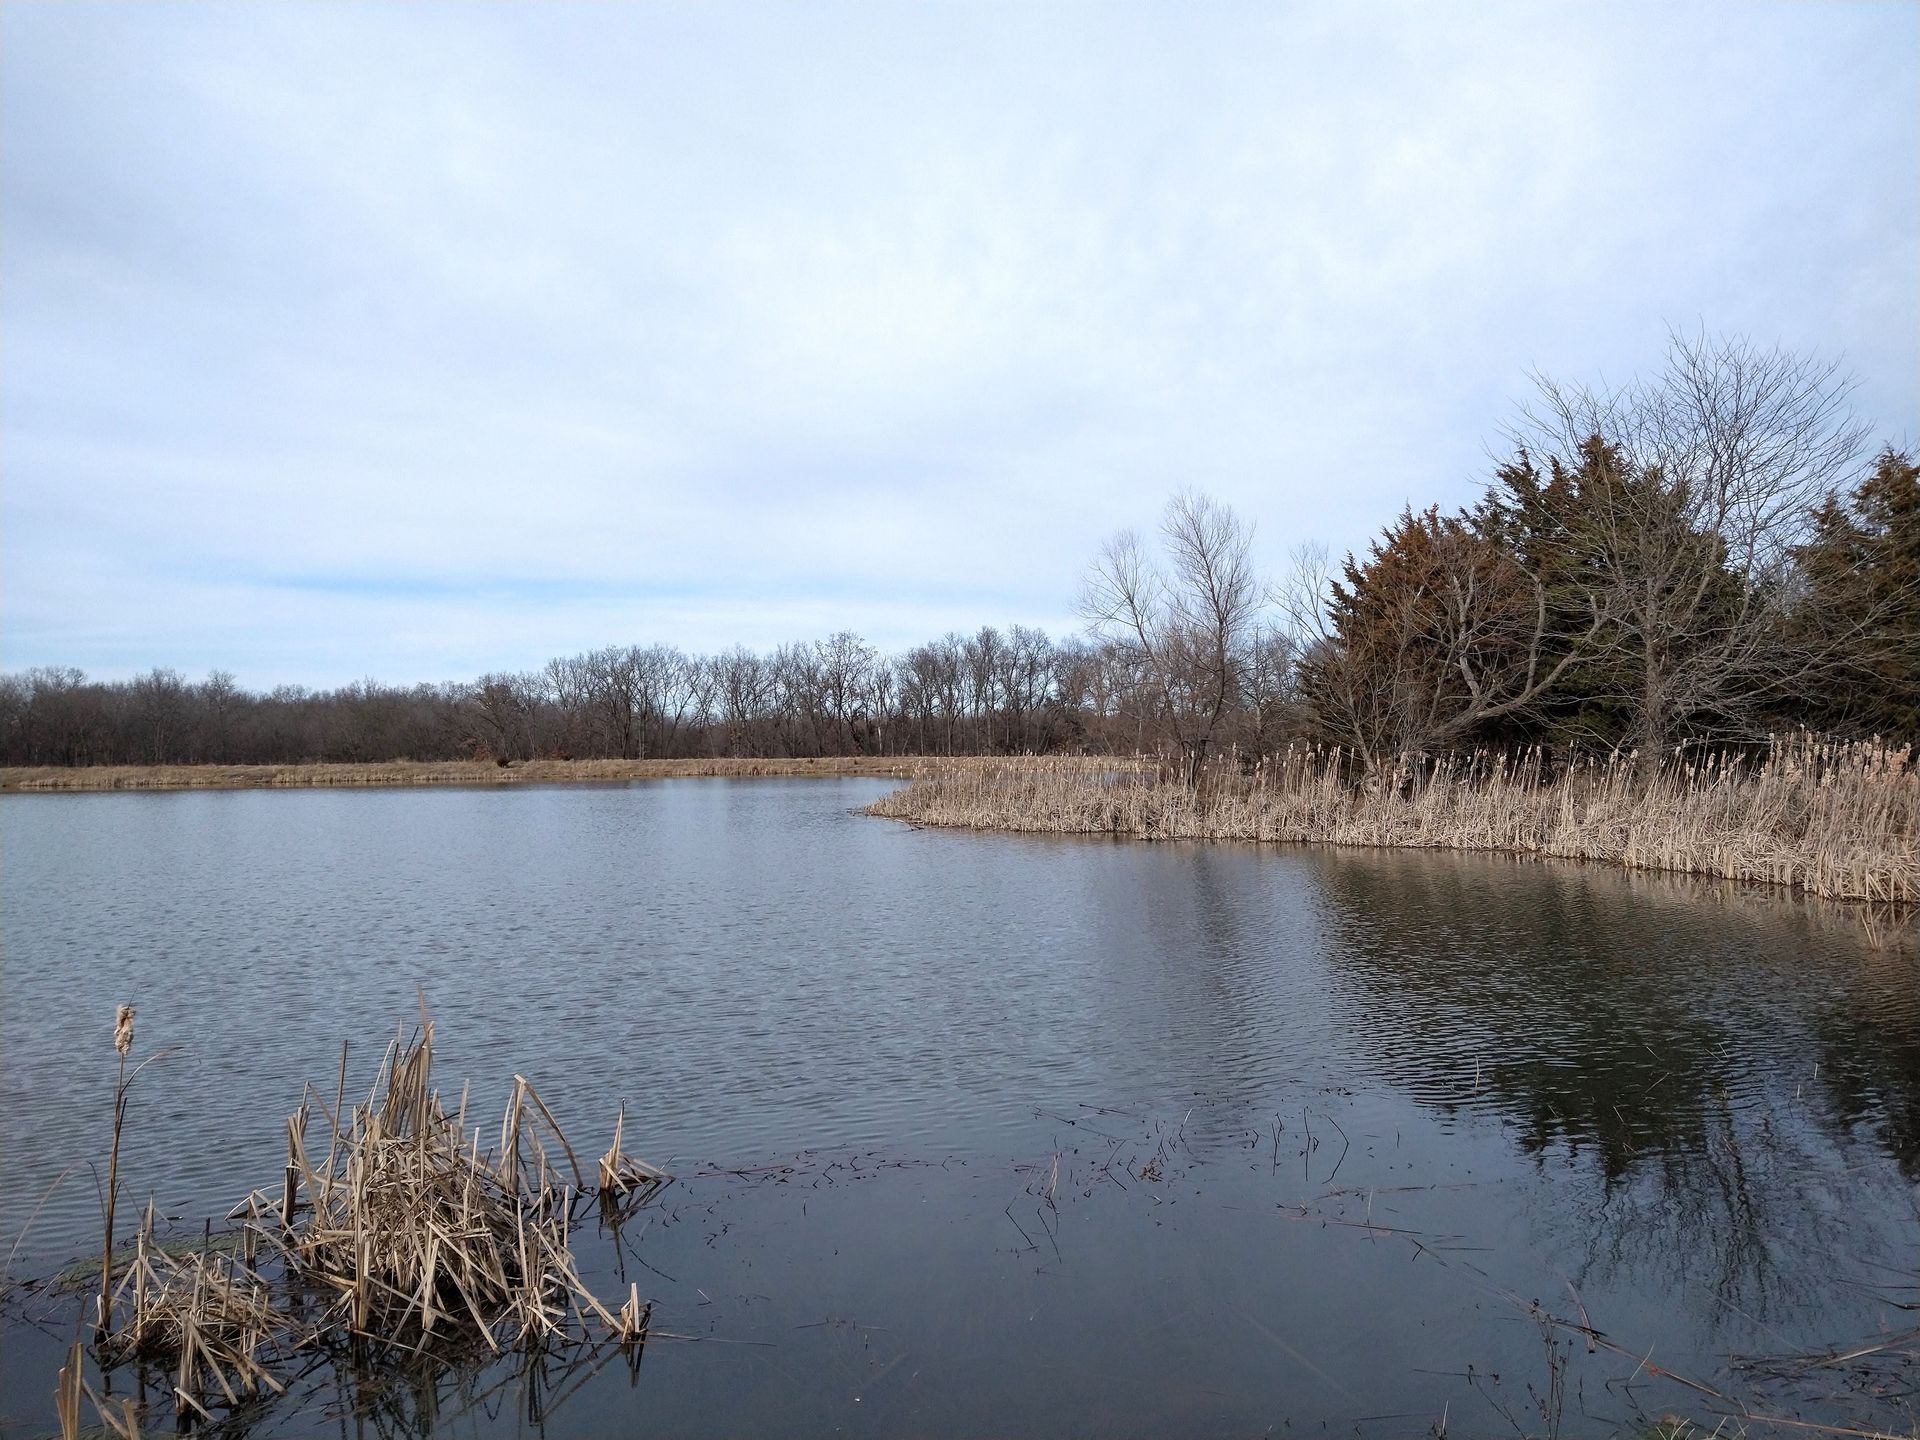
[770,642,826,754]
[1240,623,1302,754]
[1514,328,1869,753]
[896,644,950,754]
[711,646,773,755]
[962,627,1003,751]
[994,625,1054,753]
[543,653,595,757]
[631,644,707,758]
[1082,490,1262,784]
[197,669,240,763]
[931,635,968,753]
[865,659,896,754]
[468,673,540,761]
[816,631,878,752]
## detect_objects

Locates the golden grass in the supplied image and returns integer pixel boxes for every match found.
[98,1015,665,1421]
[114,1201,290,1422]
[1,755,925,792]
[868,737,1920,905]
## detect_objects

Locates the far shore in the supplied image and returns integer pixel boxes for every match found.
[11,750,1914,913]
[0,755,929,792]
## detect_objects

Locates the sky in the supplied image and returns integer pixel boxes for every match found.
[3,2,1916,688]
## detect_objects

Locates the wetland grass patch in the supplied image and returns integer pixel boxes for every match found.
[48,1011,667,1433]
[868,736,1919,905]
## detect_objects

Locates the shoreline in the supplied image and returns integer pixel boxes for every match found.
[0,755,923,793]
[10,750,1913,912]
[865,750,1919,907]
[873,800,1920,918]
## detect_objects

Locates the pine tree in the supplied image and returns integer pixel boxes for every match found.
[1791,449,1920,737]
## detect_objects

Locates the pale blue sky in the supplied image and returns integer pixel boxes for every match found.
[3,1,1915,686]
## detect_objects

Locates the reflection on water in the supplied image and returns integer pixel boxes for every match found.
[1315,851,1920,1322]
[0,1305,639,1440]
[2,781,1915,1437]
[1317,851,1919,1174]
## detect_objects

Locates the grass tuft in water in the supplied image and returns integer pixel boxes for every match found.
[72,1011,670,1428]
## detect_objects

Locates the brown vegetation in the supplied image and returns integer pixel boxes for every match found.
[1,754,922,792]
[868,737,1920,905]
[77,1013,665,1429]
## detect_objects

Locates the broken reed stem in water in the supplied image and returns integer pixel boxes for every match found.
[867,735,1920,906]
[92,1015,668,1423]
[599,1102,670,1211]
[57,1337,141,1440]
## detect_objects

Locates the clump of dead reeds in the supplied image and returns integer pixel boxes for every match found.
[868,735,1920,905]
[89,1013,668,1425]
[109,1200,291,1422]
[255,1020,643,1350]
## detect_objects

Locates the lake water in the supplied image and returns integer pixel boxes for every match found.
[2,778,1916,1437]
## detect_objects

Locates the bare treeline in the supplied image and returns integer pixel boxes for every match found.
[4,331,1915,774]
[0,626,1278,767]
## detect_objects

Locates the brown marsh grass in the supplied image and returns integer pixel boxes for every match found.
[868,736,1919,905]
[85,1012,665,1425]
[1,755,926,792]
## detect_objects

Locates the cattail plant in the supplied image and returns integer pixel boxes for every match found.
[98,1003,136,1339]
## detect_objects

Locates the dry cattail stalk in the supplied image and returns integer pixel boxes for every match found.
[54,1340,81,1440]
[100,1003,141,1341]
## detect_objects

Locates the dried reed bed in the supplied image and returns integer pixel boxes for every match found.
[868,737,1919,904]
[95,1018,663,1424]
[2,755,925,792]
[112,1204,291,1421]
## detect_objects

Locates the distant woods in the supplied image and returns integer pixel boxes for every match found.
[4,331,1915,774]
[0,630,1148,768]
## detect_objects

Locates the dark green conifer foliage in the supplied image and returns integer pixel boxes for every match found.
[1791,448,1920,737]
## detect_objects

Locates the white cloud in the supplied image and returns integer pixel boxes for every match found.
[3,0,1915,685]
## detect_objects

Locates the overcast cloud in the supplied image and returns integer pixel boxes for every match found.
[3,1,1915,686]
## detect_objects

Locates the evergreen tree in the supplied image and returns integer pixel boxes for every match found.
[1791,448,1920,737]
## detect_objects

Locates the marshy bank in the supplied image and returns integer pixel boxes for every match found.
[0,755,925,793]
[868,737,1920,905]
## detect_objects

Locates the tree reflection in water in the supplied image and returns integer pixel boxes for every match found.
[1310,849,1919,1325]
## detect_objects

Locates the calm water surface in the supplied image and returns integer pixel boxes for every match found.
[2,778,1916,1437]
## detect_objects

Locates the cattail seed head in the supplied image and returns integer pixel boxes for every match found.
[114,1004,136,1058]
